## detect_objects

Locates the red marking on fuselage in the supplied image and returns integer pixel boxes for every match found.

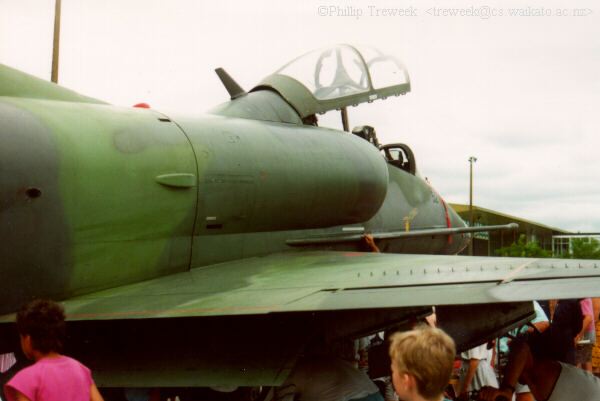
[439,198,453,245]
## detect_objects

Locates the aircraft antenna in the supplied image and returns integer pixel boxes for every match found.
[51,0,61,83]
[215,68,247,100]
[341,107,350,132]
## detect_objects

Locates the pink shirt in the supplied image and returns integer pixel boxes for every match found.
[4,356,93,401]
[581,298,595,334]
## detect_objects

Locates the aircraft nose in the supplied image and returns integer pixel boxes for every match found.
[0,101,69,314]
[447,205,470,254]
[448,206,467,228]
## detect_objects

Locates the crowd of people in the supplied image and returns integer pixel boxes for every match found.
[277,299,600,401]
[1,299,600,401]
[456,299,600,401]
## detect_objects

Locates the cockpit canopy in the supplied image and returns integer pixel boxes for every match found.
[253,44,410,118]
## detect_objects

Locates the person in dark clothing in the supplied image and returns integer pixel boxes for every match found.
[479,299,596,401]
[479,339,600,401]
[528,299,583,365]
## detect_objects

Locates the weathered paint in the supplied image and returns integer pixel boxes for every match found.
[0,102,70,313]
[0,57,535,389]
[0,96,197,314]
[173,114,389,235]
[0,80,469,315]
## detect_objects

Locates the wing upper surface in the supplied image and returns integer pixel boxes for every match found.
[3,252,599,321]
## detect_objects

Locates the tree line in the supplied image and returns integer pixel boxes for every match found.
[495,235,600,259]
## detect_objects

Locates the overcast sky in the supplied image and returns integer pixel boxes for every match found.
[1,0,599,232]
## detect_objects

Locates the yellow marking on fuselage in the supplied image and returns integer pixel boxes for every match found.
[403,208,419,231]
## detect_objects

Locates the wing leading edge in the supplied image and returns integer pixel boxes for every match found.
[2,251,597,388]
[286,223,518,246]
[1,252,597,322]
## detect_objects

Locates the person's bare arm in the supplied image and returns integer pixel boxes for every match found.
[577,315,592,342]
[4,387,32,401]
[459,359,479,399]
[363,234,380,253]
[593,299,600,323]
[90,383,104,401]
[425,312,437,328]
[478,340,529,401]
[529,321,549,333]
[13,391,32,401]
[479,340,560,401]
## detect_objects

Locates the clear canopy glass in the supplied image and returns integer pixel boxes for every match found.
[254,44,411,118]
[275,44,409,101]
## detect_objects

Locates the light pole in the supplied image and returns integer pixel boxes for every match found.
[468,156,477,255]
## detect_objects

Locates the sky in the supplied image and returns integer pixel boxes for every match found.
[1,0,599,232]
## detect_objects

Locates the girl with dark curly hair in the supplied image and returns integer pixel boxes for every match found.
[3,299,104,401]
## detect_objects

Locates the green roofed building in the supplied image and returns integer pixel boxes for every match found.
[449,203,571,256]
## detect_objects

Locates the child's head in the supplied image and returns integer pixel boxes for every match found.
[389,325,455,400]
[17,299,66,356]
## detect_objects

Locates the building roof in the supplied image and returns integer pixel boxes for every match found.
[553,233,600,238]
[449,203,571,235]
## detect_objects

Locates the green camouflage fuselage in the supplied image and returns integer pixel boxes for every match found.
[0,64,467,315]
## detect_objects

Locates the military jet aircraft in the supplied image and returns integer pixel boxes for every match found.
[1,45,599,395]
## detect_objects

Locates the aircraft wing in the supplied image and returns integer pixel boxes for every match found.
[2,251,598,388]
[2,251,596,322]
